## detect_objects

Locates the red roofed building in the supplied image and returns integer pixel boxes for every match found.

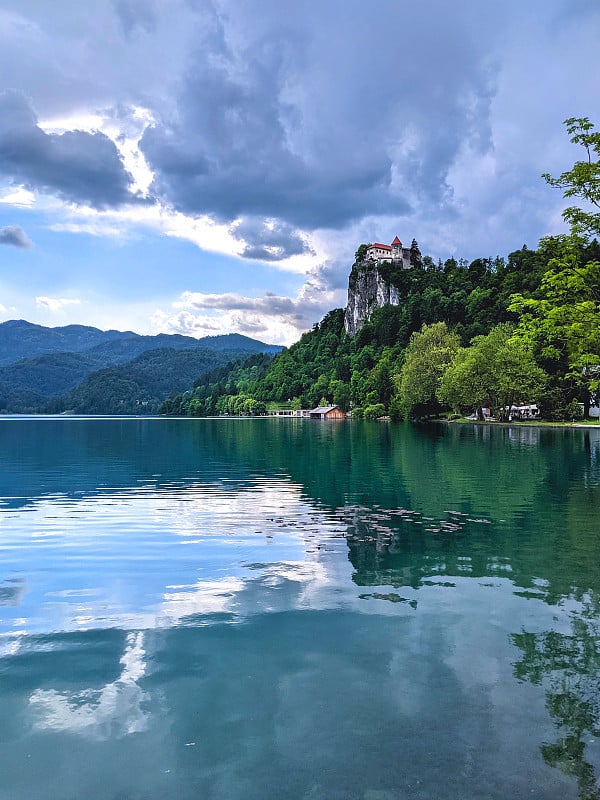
[366,242,392,260]
[365,236,412,268]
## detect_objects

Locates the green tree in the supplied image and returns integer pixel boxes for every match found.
[542,117,600,239]
[363,403,386,420]
[409,238,422,268]
[397,322,461,418]
[438,324,547,420]
[331,380,351,412]
[354,243,369,263]
[509,235,600,416]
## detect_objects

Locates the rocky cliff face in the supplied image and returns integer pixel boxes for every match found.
[344,262,400,336]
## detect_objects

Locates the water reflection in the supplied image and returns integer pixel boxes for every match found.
[30,631,149,739]
[513,596,600,800]
[1,418,600,799]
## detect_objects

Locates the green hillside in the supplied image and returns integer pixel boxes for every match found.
[0,322,282,413]
[0,320,130,365]
[51,348,271,415]
[161,237,600,421]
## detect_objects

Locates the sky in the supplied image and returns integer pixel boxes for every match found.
[0,0,598,346]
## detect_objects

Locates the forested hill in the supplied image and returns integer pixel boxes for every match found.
[161,237,600,421]
[49,348,248,415]
[0,321,283,414]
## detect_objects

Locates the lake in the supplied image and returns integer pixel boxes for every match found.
[0,417,599,800]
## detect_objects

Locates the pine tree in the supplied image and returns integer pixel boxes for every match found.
[410,238,422,268]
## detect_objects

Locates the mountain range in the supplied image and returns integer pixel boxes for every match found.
[0,320,283,414]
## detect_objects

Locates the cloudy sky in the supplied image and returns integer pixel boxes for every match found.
[0,0,598,345]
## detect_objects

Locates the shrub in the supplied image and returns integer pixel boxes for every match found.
[363,403,386,420]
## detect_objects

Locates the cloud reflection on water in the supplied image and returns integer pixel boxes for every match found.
[29,631,149,739]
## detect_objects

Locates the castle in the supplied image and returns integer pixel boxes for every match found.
[344,235,419,337]
[364,236,413,269]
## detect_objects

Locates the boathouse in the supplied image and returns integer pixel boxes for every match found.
[309,405,346,420]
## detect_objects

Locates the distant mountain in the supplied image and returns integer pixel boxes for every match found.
[193,333,282,353]
[52,347,249,415]
[0,320,130,365]
[0,319,283,414]
[0,320,282,367]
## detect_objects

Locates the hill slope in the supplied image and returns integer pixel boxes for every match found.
[0,320,283,413]
[52,347,271,415]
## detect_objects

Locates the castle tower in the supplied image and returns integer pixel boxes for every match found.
[391,235,402,260]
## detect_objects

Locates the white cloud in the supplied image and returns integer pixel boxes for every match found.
[0,185,36,206]
[152,273,344,346]
[35,296,81,312]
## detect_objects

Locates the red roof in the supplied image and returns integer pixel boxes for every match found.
[391,236,401,245]
[368,243,392,250]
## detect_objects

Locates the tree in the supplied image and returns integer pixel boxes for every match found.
[438,324,547,420]
[363,403,386,420]
[409,238,422,268]
[331,380,351,412]
[397,322,461,418]
[372,362,394,407]
[509,235,600,416]
[354,243,369,263]
[542,117,600,239]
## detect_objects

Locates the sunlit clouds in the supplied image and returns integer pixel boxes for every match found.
[0,1,598,342]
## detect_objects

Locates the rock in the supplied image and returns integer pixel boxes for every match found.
[344,261,401,336]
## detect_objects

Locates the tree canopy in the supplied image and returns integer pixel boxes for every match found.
[542,117,600,239]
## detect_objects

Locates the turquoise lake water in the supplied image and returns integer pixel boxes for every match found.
[0,417,599,799]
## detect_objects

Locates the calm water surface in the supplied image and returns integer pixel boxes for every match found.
[0,417,599,799]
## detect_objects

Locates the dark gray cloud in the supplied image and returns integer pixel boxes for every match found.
[139,0,504,232]
[0,0,599,273]
[0,90,139,209]
[0,225,32,248]
[114,0,158,38]
[232,218,314,261]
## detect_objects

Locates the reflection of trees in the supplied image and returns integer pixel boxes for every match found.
[3,418,600,608]
[513,599,600,799]
[398,422,547,523]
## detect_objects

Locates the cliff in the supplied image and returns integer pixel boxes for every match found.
[344,261,401,336]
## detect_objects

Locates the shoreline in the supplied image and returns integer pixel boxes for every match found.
[443,417,600,430]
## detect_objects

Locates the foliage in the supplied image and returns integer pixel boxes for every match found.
[160,240,582,422]
[397,322,461,418]
[438,324,547,419]
[362,403,386,420]
[160,352,274,417]
[409,238,422,268]
[54,348,267,415]
[542,117,600,239]
[0,321,281,414]
[509,235,600,416]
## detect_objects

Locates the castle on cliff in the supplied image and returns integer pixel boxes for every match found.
[344,235,418,337]
[364,236,412,269]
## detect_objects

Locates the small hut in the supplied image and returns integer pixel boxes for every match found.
[309,405,346,420]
